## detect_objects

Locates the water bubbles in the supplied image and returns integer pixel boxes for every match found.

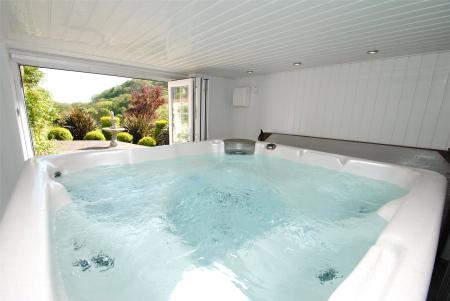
[54,154,407,300]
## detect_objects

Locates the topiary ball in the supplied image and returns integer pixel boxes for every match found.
[99,116,120,128]
[84,130,106,141]
[137,136,156,147]
[48,127,73,141]
[154,120,168,133]
[117,132,133,143]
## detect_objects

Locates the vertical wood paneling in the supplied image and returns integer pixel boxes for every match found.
[431,57,450,148]
[232,51,450,150]
[350,61,371,140]
[318,66,334,137]
[358,60,382,141]
[370,59,395,142]
[380,57,408,144]
[322,65,339,137]
[390,56,421,144]
[310,67,324,136]
[302,68,314,134]
[417,52,450,147]
[296,70,307,133]
[341,63,360,139]
[291,71,302,134]
[207,76,233,139]
[332,64,349,138]
[404,53,437,146]
[285,72,297,133]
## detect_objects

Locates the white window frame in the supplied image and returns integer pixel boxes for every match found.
[9,49,186,158]
[168,78,195,144]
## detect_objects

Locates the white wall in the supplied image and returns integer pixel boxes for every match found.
[0,43,26,216]
[207,76,233,139]
[231,51,450,150]
[0,47,3,214]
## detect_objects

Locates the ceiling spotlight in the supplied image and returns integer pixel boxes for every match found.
[367,49,379,54]
[293,62,302,66]
[247,70,254,74]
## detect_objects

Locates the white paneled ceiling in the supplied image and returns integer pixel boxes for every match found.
[2,0,450,78]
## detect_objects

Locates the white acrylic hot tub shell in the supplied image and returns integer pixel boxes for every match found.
[0,141,446,301]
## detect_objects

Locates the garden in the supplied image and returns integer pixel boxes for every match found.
[22,66,170,155]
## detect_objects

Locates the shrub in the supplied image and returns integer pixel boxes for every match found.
[154,120,168,136]
[34,138,55,156]
[62,109,97,140]
[100,116,120,127]
[154,119,169,146]
[84,130,106,141]
[48,127,73,141]
[156,126,169,145]
[22,66,58,156]
[117,132,133,143]
[123,115,153,144]
[137,136,156,147]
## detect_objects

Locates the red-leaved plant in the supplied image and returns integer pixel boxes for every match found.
[126,85,166,119]
[123,85,167,143]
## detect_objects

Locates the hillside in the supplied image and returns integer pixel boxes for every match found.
[56,79,168,120]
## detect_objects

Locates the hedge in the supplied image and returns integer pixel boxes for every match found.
[47,127,73,141]
[100,116,120,127]
[117,132,133,143]
[84,130,106,141]
[137,136,156,147]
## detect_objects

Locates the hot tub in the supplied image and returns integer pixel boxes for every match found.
[0,140,446,301]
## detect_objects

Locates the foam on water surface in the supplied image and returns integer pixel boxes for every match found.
[53,154,407,301]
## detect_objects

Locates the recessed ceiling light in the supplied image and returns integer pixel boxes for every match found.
[293,62,302,66]
[367,49,379,54]
[247,70,254,74]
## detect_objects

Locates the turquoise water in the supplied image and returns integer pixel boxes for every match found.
[53,154,407,301]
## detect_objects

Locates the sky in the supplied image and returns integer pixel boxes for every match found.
[39,68,129,103]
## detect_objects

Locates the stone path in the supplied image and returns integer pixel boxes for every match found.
[53,140,146,154]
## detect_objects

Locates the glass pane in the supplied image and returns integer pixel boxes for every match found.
[171,86,190,144]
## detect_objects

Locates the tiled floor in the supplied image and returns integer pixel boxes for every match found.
[265,133,450,300]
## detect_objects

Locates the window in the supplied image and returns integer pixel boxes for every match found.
[19,66,169,156]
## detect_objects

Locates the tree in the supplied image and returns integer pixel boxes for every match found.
[123,85,167,143]
[111,94,131,116]
[155,103,169,120]
[126,85,166,119]
[93,100,114,119]
[22,66,58,155]
[22,66,44,87]
[91,79,167,102]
